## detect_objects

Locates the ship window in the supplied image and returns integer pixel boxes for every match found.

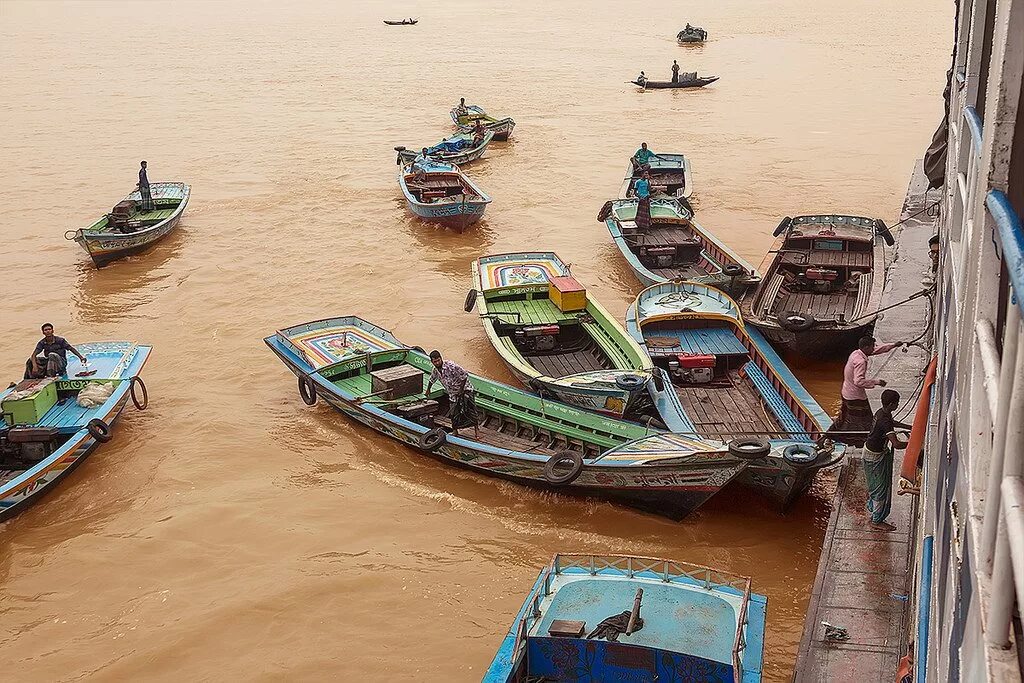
[813,239,845,251]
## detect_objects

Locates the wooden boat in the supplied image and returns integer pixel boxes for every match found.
[743,214,892,357]
[484,553,766,682]
[395,131,494,167]
[450,105,516,141]
[599,196,761,296]
[383,18,417,25]
[466,252,658,420]
[66,182,190,267]
[0,342,151,520]
[677,25,708,43]
[398,159,491,232]
[626,281,844,509]
[619,152,693,199]
[633,75,718,89]
[264,316,752,520]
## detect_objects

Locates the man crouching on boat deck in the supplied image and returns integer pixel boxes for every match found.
[25,323,87,379]
[827,335,904,446]
[425,350,480,438]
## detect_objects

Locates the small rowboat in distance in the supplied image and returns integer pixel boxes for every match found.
[383,18,417,25]
[599,197,761,295]
[0,342,151,520]
[450,105,516,141]
[633,74,719,89]
[483,554,766,683]
[395,130,494,167]
[466,252,660,420]
[398,159,491,232]
[66,182,190,267]
[677,24,708,43]
[743,214,892,357]
[620,152,693,199]
[264,316,752,520]
[626,281,844,509]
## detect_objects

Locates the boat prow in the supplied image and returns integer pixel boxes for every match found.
[399,159,491,232]
[451,105,516,141]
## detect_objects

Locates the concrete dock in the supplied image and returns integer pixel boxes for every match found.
[793,162,937,681]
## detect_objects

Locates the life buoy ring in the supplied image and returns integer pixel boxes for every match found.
[722,263,745,278]
[87,418,112,443]
[727,437,771,460]
[614,373,647,391]
[64,229,83,241]
[464,289,478,312]
[782,443,820,467]
[130,376,149,410]
[298,374,317,406]
[777,311,815,332]
[875,218,895,246]
[419,428,447,451]
[773,216,793,236]
[597,201,614,222]
[544,450,584,486]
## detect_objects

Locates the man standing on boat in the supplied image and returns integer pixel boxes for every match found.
[137,160,153,212]
[425,350,479,439]
[828,335,904,446]
[634,170,653,231]
[671,60,680,83]
[863,389,910,531]
[25,323,87,379]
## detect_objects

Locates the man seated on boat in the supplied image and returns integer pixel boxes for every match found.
[454,97,469,118]
[24,323,88,379]
[636,71,647,87]
[631,142,661,172]
[425,350,479,438]
[471,119,487,147]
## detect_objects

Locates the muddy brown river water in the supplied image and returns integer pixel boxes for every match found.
[0,0,949,679]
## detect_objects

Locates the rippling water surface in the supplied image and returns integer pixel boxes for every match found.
[0,1,949,679]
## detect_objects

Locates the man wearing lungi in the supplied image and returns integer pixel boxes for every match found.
[863,389,911,531]
[425,350,479,439]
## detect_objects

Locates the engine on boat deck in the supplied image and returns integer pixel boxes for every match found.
[0,426,59,467]
[668,353,715,384]
[514,324,560,353]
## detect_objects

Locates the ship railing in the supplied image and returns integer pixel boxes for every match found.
[551,554,752,680]
[510,565,551,664]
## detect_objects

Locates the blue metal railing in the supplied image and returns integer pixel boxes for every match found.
[964,106,984,156]
[987,190,1024,317]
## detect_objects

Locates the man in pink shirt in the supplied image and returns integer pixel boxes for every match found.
[828,335,904,446]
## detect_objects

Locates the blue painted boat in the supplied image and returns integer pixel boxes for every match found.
[264,316,751,520]
[398,159,491,232]
[484,553,766,683]
[619,152,693,199]
[395,130,494,166]
[626,281,844,508]
[0,342,151,520]
[600,197,761,296]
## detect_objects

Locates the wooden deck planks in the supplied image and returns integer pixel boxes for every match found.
[674,372,781,437]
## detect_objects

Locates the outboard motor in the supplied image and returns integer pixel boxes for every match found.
[514,324,560,353]
[803,268,839,293]
[0,426,58,467]
[668,354,715,384]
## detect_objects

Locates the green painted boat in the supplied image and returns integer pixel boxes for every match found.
[264,316,750,519]
[466,253,657,420]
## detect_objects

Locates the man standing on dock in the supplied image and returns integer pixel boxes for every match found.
[864,389,910,531]
[137,160,153,211]
[829,335,903,445]
[425,350,479,439]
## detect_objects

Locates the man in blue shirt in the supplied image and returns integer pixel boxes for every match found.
[631,142,661,172]
[25,323,87,379]
[634,171,653,230]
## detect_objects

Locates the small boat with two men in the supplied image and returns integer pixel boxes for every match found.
[621,146,693,199]
[633,71,718,89]
[743,214,893,357]
[395,129,494,167]
[450,98,516,141]
[383,18,417,25]
[1,341,151,520]
[264,316,754,520]
[484,553,765,682]
[677,23,708,43]
[626,281,844,509]
[66,181,190,267]
[599,193,760,296]
[466,252,675,423]
[398,158,491,232]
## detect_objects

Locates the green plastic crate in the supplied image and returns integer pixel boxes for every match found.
[2,380,58,426]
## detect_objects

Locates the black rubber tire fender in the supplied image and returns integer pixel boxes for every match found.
[773,216,793,236]
[419,428,447,451]
[87,418,112,443]
[298,374,317,406]
[614,373,648,391]
[597,201,614,222]
[130,376,149,410]
[782,443,820,468]
[544,450,584,486]
[727,437,771,460]
[722,263,745,278]
[777,311,816,333]
[875,219,895,246]
[464,289,478,312]
[651,369,666,393]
